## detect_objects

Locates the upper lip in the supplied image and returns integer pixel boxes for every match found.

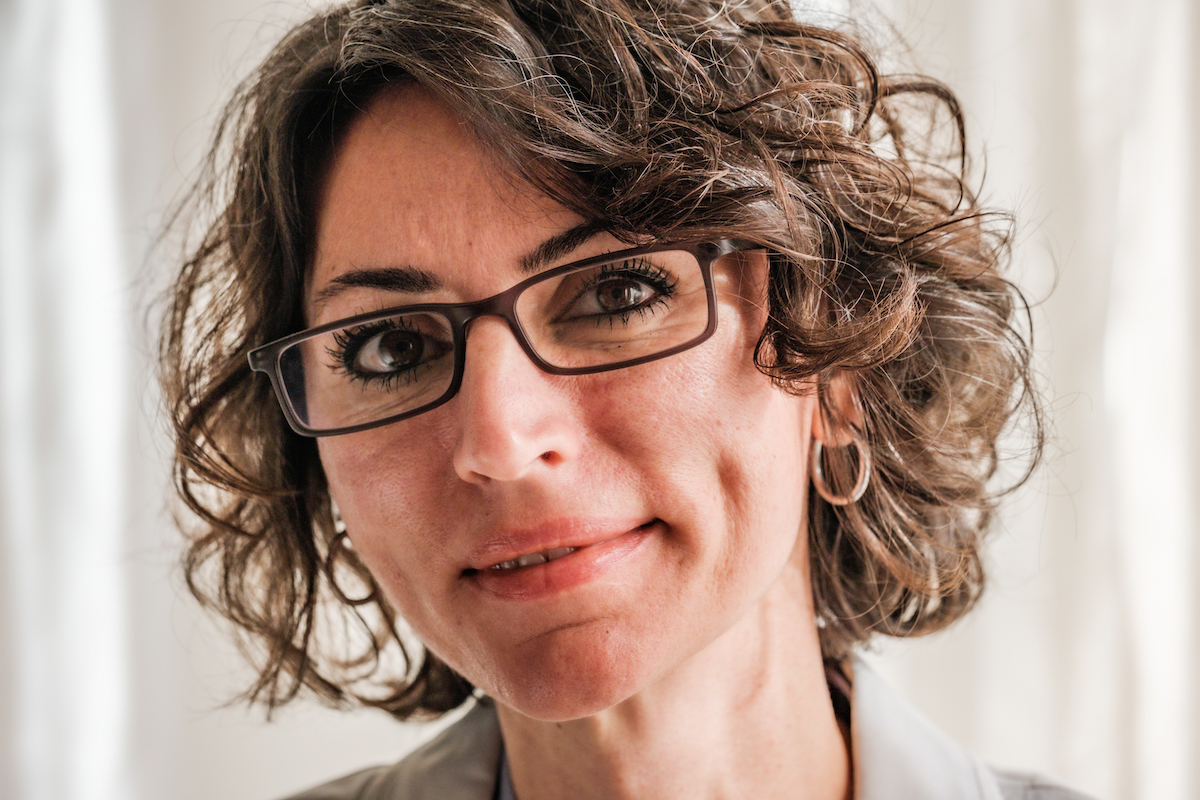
[463,516,653,572]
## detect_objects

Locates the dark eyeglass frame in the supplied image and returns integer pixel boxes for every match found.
[248,238,753,437]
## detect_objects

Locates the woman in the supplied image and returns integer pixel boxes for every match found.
[162,1,1088,798]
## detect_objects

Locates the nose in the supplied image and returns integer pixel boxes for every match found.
[451,316,582,484]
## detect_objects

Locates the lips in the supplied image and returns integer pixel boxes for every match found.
[463,517,652,572]
[464,518,658,600]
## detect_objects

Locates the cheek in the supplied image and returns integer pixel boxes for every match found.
[318,407,471,527]
[592,323,808,504]
[584,327,812,585]
[317,434,454,613]
[321,438,419,536]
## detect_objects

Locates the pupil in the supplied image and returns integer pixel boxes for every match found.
[376,330,421,368]
[598,279,645,311]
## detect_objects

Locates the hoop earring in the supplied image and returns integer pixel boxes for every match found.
[810,439,871,506]
[325,531,379,607]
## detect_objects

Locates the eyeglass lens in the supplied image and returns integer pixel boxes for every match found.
[276,248,712,432]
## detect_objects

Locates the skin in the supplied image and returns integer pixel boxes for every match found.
[310,85,851,800]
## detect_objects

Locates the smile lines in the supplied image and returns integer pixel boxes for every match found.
[489,546,578,571]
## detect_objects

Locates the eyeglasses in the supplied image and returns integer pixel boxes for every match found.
[249,239,752,437]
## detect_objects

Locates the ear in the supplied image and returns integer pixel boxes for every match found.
[810,371,863,447]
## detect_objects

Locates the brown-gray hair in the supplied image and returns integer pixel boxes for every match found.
[162,0,1043,719]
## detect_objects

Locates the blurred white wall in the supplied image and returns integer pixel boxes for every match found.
[2,2,444,799]
[851,4,1198,800]
[0,0,1196,799]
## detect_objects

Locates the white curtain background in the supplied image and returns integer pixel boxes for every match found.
[0,0,1194,798]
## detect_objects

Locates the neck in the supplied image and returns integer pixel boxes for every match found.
[495,566,851,800]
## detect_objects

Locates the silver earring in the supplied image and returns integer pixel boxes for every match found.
[810,439,871,506]
[331,499,347,534]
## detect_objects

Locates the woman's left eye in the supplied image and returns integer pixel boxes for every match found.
[558,260,676,322]
[582,276,656,315]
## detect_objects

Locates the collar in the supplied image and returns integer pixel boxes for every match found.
[850,657,1004,800]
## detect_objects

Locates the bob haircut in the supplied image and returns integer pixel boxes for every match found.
[162,0,1042,719]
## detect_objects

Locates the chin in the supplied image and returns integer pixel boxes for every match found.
[478,624,659,721]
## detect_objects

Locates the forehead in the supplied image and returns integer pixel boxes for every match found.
[307,85,588,317]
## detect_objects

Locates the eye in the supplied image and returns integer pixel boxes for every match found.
[591,277,654,313]
[354,328,424,374]
[328,314,454,387]
[558,259,678,322]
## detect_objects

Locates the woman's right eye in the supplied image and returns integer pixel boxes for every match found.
[330,318,453,385]
[353,328,425,374]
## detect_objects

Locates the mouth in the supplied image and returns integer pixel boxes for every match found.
[464,519,659,600]
[463,518,657,573]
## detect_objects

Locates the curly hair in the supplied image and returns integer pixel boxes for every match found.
[162,0,1042,720]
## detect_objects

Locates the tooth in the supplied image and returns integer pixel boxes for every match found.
[487,546,582,571]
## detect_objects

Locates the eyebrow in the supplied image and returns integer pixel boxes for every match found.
[310,221,609,311]
[518,221,609,275]
[310,266,440,311]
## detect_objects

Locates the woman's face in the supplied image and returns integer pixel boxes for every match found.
[310,86,820,721]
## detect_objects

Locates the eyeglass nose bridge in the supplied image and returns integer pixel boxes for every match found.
[439,279,559,380]
[427,280,579,426]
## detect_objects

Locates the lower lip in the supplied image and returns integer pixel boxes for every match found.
[469,524,655,601]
